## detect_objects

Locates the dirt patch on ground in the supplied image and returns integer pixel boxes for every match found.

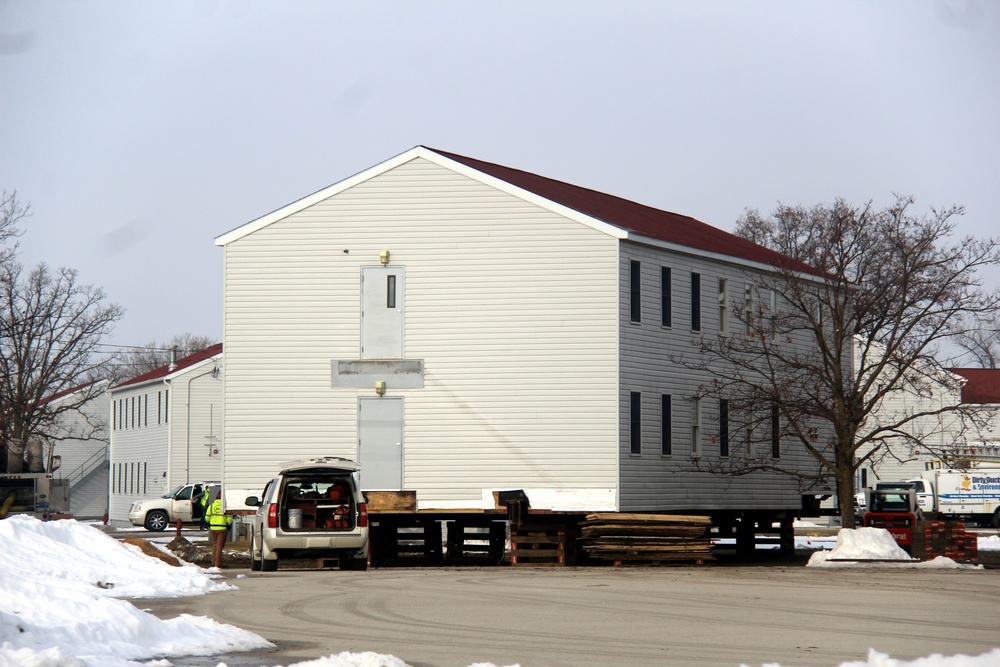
[122,536,181,567]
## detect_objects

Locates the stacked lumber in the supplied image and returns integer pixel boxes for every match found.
[580,513,714,564]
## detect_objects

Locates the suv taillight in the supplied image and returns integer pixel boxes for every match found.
[267,503,278,528]
[358,502,368,528]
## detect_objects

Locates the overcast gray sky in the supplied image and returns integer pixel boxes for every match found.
[2,1,998,357]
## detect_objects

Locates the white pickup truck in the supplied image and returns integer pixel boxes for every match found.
[128,481,217,531]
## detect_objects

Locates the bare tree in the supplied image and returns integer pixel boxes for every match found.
[952,313,1000,368]
[0,190,28,265]
[116,333,218,380]
[0,262,124,473]
[689,196,1000,525]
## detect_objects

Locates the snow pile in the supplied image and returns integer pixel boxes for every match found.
[0,515,273,667]
[807,527,982,569]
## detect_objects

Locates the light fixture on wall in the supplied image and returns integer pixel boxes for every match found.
[375,380,386,396]
[379,250,390,265]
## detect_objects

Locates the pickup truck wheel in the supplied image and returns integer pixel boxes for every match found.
[249,533,262,572]
[144,510,169,532]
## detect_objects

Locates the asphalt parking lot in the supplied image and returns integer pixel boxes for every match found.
[141,559,1000,667]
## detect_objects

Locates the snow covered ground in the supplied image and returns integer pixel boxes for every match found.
[1,515,998,667]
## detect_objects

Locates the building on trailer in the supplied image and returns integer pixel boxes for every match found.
[106,345,223,527]
[214,146,833,547]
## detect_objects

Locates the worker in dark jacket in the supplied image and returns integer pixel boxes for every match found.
[197,485,210,530]
[191,485,205,527]
[204,487,232,569]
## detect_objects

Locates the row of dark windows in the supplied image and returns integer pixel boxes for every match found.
[629,392,780,459]
[112,461,148,495]
[113,390,168,431]
[630,260,774,339]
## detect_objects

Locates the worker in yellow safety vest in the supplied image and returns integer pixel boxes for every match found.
[204,488,232,569]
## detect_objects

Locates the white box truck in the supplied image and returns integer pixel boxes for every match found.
[876,468,1000,527]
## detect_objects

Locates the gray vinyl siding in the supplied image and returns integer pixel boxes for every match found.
[618,242,819,511]
[222,157,620,503]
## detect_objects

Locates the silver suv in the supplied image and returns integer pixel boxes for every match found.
[245,457,369,572]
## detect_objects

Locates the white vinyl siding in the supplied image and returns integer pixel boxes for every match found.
[107,359,223,526]
[221,158,619,504]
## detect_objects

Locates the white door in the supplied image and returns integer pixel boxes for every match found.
[361,267,404,359]
[358,397,403,490]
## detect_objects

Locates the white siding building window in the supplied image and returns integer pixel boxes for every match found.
[661,267,672,328]
[661,394,672,456]
[771,404,781,459]
[719,399,730,457]
[691,272,701,332]
[630,260,641,323]
[691,397,702,457]
[630,391,641,455]
[770,289,780,343]
[718,277,728,335]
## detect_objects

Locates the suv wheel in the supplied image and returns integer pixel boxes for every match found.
[260,537,278,572]
[144,510,169,532]
[249,533,262,572]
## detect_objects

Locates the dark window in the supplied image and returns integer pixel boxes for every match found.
[630,391,641,454]
[661,394,672,455]
[771,404,780,458]
[691,272,701,331]
[387,274,397,309]
[691,397,702,456]
[720,399,730,457]
[661,267,672,327]
[630,261,641,323]
[165,390,169,423]
[158,391,162,424]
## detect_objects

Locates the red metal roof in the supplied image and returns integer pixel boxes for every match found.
[113,343,223,390]
[947,368,1000,404]
[426,147,824,277]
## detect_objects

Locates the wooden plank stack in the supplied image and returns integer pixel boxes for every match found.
[580,513,714,565]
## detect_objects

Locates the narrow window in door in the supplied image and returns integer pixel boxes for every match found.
[387,274,396,309]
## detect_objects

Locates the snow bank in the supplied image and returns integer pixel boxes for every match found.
[0,515,273,667]
[807,527,982,569]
